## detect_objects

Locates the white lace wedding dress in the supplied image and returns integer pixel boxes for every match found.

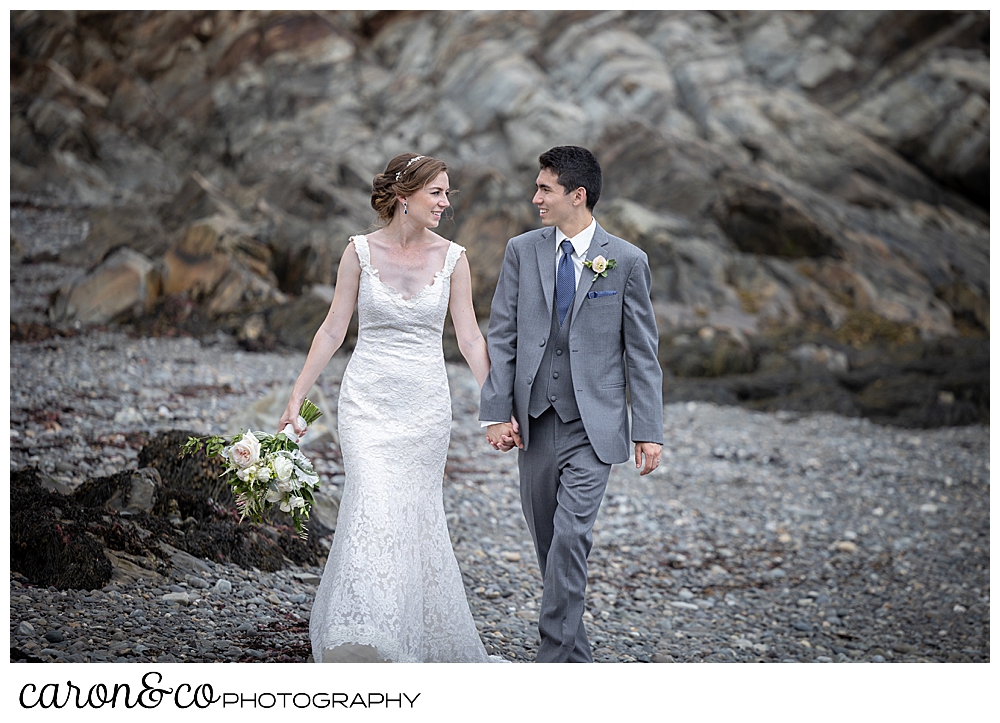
[310,235,504,663]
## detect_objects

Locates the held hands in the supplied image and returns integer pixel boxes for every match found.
[486,416,523,452]
[635,442,662,476]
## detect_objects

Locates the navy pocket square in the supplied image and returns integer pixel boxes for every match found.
[587,290,618,299]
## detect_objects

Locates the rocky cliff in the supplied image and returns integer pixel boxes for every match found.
[10,10,990,425]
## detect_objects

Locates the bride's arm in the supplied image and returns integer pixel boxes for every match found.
[449,252,490,388]
[278,242,362,434]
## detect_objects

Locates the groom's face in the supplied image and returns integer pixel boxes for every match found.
[533,168,576,230]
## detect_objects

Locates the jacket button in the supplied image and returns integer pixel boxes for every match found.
[527,378,533,385]
[549,395,557,402]
[552,372,559,379]
[540,339,546,346]
[556,349,563,356]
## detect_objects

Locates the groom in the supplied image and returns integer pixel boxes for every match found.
[480,146,663,662]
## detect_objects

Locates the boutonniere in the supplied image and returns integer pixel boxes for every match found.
[583,255,617,281]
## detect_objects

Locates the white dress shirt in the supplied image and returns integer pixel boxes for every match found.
[482,218,597,428]
[554,217,597,289]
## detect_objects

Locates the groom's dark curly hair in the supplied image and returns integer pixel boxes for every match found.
[538,145,602,211]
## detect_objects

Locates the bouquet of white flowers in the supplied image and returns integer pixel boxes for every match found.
[181,399,323,539]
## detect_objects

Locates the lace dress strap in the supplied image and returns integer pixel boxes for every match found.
[351,235,373,272]
[440,242,466,280]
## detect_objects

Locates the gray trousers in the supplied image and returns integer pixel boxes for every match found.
[518,408,612,663]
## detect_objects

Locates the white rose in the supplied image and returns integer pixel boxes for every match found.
[272,455,294,482]
[256,466,271,482]
[276,479,293,494]
[591,255,607,274]
[229,432,261,468]
[280,495,306,513]
[265,486,284,503]
[236,466,254,482]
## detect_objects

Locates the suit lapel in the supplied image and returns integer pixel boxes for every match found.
[570,224,611,324]
[535,228,556,315]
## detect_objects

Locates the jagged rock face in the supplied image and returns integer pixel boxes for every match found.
[9,10,989,343]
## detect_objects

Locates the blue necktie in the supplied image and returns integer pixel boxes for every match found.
[556,239,575,326]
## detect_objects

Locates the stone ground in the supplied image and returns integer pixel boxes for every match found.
[9,204,991,663]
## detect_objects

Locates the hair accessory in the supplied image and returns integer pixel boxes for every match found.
[395,155,425,181]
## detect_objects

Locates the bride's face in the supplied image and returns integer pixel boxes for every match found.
[405,171,451,228]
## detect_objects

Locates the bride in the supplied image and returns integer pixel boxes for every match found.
[278,153,507,662]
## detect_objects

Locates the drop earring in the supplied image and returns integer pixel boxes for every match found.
[403,201,408,215]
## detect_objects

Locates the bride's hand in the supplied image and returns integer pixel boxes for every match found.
[277,403,306,438]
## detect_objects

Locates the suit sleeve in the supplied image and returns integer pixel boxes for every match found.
[479,239,519,423]
[622,251,664,444]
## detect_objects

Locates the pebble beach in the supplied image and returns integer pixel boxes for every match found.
[9,205,991,664]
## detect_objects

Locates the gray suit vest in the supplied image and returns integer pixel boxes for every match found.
[528,302,580,422]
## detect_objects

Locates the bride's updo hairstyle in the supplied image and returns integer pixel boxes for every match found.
[370,153,448,225]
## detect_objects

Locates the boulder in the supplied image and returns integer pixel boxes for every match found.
[236,312,275,352]
[202,263,278,317]
[266,284,335,351]
[160,216,280,317]
[161,172,242,231]
[60,203,168,268]
[50,247,162,324]
[71,468,162,514]
[161,219,238,297]
[105,549,165,585]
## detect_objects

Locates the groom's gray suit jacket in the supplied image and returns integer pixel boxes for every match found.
[480,223,663,464]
